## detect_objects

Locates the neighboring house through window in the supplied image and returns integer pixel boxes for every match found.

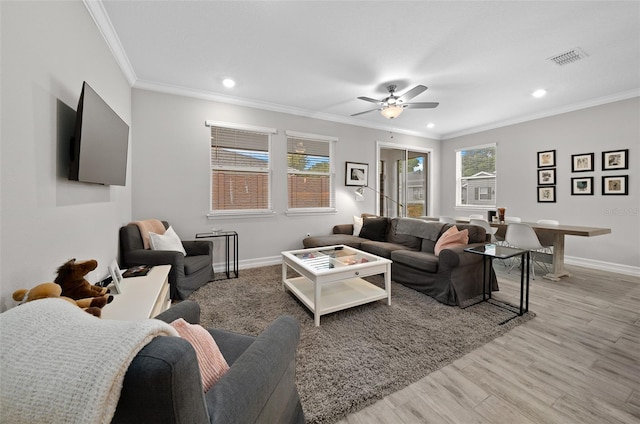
[456,144,496,207]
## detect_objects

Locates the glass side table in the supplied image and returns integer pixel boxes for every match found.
[195,231,239,280]
[464,243,530,321]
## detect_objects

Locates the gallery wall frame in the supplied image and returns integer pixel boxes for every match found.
[602,149,628,171]
[538,168,556,185]
[537,186,556,203]
[602,175,628,195]
[571,152,594,172]
[345,162,368,186]
[571,176,594,195]
[537,149,556,168]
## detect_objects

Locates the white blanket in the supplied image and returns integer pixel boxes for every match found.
[0,298,178,424]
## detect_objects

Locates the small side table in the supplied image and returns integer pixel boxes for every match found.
[464,244,530,322]
[195,231,239,280]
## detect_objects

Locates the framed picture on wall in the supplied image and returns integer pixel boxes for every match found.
[571,153,594,172]
[602,175,628,195]
[602,149,628,170]
[537,168,556,185]
[537,186,556,203]
[571,177,594,195]
[537,149,556,168]
[345,162,368,186]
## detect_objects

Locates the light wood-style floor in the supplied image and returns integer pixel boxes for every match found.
[338,262,640,424]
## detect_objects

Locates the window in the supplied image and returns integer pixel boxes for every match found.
[286,131,335,212]
[207,122,276,215]
[456,144,496,207]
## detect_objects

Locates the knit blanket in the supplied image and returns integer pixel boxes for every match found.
[0,298,178,424]
[131,218,166,249]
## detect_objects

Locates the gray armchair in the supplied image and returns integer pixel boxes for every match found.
[113,301,305,424]
[119,221,214,300]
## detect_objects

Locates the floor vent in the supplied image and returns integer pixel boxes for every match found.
[548,48,588,66]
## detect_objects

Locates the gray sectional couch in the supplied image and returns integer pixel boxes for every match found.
[303,216,498,307]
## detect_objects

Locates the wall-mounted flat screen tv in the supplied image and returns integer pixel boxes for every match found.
[69,81,129,186]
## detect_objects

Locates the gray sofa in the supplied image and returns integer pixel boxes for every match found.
[303,217,498,307]
[113,300,305,424]
[120,221,214,300]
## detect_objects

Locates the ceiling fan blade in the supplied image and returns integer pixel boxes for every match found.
[398,85,427,102]
[403,102,439,109]
[357,96,384,105]
[351,108,381,117]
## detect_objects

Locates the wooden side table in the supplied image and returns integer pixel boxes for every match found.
[101,265,171,320]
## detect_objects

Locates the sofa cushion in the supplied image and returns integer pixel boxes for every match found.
[434,226,469,256]
[391,250,439,273]
[359,217,388,242]
[456,223,487,243]
[387,218,422,250]
[170,318,230,392]
[352,216,364,236]
[149,226,187,256]
[359,241,412,259]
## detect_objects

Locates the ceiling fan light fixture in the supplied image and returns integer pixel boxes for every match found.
[381,104,403,119]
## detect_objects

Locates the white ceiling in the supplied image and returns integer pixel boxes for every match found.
[95,1,640,140]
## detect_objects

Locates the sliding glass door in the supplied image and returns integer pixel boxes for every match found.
[377,145,430,218]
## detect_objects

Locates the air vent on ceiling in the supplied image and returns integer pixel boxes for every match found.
[548,48,589,66]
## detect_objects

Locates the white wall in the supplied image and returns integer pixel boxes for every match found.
[441,98,640,272]
[131,89,440,267]
[0,1,132,310]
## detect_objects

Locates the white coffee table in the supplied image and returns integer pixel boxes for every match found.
[281,245,391,326]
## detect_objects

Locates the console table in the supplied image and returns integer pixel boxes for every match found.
[101,265,171,320]
[196,231,239,280]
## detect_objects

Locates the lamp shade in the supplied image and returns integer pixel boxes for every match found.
[380,104,403,119]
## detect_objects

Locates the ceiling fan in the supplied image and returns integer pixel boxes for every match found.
[351,84,439,119]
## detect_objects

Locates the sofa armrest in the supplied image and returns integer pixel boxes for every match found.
[123,249,185,268]
[183,240,213,257]
[205,315,301,424]
[154,300,200,325]
[439,242,486,268]
[333,224,353,235]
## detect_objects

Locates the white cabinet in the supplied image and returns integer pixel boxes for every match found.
[101,265,171,320]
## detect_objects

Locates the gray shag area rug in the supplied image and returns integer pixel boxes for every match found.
[189,265,534,424]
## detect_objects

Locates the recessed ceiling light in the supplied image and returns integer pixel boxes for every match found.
[532,89,547,98]
[222,78,236,88]
[427,123,435,129]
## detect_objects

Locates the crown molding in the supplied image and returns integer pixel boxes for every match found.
[442,89,640,140]
[133,79,441,140]
[83,0,137,86]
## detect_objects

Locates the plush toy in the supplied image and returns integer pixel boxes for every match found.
[54,258,112,301]
[12,282,109,317]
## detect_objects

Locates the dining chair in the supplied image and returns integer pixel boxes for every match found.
[438,216,456,224]
[469,214,484,220]
[505,222,544,279]
[470,218,499,243]
[504,216,522,223]
[534,219,560,271]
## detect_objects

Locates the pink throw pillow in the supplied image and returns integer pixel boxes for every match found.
[434,226,469,256]
[170,318,230,392]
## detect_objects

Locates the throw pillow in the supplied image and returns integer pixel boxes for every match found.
[170,318,230,392]
[149,226,187,256]
[434,225,469,256]
[353,215,364,236]
[359,217,388,242]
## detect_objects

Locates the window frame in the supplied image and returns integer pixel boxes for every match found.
[285,130,337,216]
[206,121,277,218]
[455,143,497,209]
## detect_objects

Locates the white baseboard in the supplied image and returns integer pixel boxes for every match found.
[213,255,281,274]
[564,256,640,278]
